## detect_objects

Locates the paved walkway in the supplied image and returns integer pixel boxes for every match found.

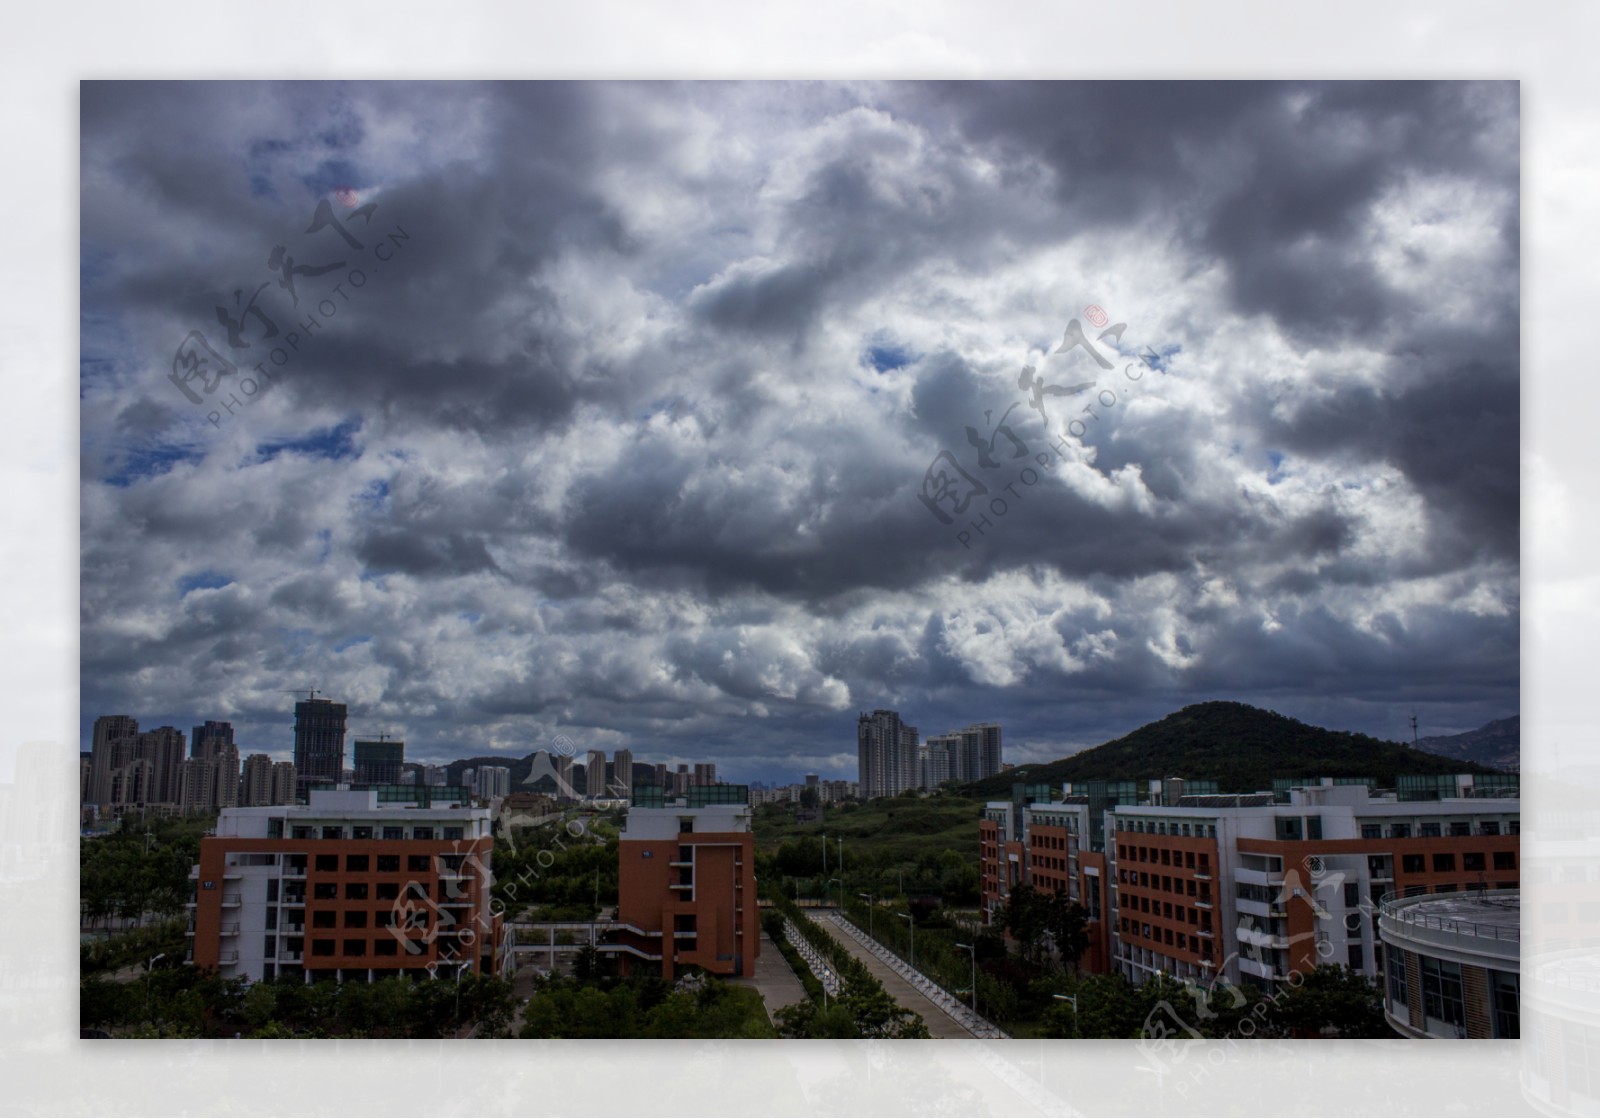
[728,930,809,1024]
[813,909,976,1039]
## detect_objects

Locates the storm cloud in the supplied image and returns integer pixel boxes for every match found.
[79,81,1519,778]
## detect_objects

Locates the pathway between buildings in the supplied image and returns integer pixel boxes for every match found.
[812,908,977,1039]
[728,929,809,1026]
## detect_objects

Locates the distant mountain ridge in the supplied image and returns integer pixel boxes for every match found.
[1414,716,1519,773]
[958,700,1504,798]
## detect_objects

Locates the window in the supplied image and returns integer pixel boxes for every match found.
[413,827,434,841]
[1480,821,1500,836]
[1449,821,1471,837]
[346,883,369,900]
[344,911,368,928]
[444,826,464,841]
[311,939,335,957]
[1421,957,1465,1031]
[1420,822,1442,838]
[1463,853,1485,872]
[346,855,370,873]
[1491,970,1519,1039]
[267,880,279,903]
[292,826,314,839]
[314,854,338,872]
[1432,853,1456,873]
[377,855,400,873]
[375,911,396,928]
[352,826,373,840]
[408,855,432,873]
[1361,824,1382,839]
[312,911,337,929]
[313,882,338,900]
[264,936,276,958]
[1387,948,1408,1008]
[1493,851,1515,871]
[1390,823,1411,838]
[1508,822,1520,835]
[1344,883,1360,908]
[373,939,398,957]
[343,939,367,957]
[266,909,278,930]
[406,882,429,899]
[322,826,344,840]
[1307,816,1323,840]
[382,826,404,841]
[377,882,400,900]
[1402,854,1425,874]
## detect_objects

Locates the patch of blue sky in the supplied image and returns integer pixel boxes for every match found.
[177,570,233,596]
[255,418,361,463]
[104,443,205,487]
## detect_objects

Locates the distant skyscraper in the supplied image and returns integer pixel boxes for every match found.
[240,753,274,806]
[191,720,234,760]
[89,715,138,806]
[585,750,609,798]
[292,697,347,798]
[921,735,958,789]
[352,738,404,785]
[140,727,188,805]
[694,762,717,786]
[269,761,297,805]
[954,722,1002,781]
[211,742,241,808]
[857,710,918,798]
[613,749,634,798]
[475,765,511,799]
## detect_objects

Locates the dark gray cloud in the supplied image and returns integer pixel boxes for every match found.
[79,81,1519,778]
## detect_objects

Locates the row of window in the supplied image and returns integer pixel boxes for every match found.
[1116,845,1210,871]
[1119,869,1211,899]
[305,853,471,874]
[1120,892,1210,927]
[1118,917,1213,958]
[1115,819,1218,838]
[279,823,468,841]
[1360,820,1515,839]
[291,880,472,901]
[1399,851,1515,874]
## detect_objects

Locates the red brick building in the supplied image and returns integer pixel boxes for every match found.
[187,790,503,984]
[605,799,759,979]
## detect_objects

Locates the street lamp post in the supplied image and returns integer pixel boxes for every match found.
[144,952,165,1023]
[955,942,977,1012]
[897,911,915,971]
[858,892,875,940]
[828,878,841,911]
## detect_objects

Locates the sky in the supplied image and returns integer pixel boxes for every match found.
[78,80,1520,783]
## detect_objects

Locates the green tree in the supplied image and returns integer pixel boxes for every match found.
[1261,964,1388,1038]
[1004,885,1049,964]
[1044,890,1091,975]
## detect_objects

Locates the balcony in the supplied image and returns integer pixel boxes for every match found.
[279,952,303,964]
[282,864,307,879]
[220,896,242,909]
[220,923,240,937]
[283,923,305,934]
[217,952,240,966]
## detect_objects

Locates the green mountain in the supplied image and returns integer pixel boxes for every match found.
[958,700,1503,797]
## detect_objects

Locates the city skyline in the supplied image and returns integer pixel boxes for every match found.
[80,81,1519,788]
